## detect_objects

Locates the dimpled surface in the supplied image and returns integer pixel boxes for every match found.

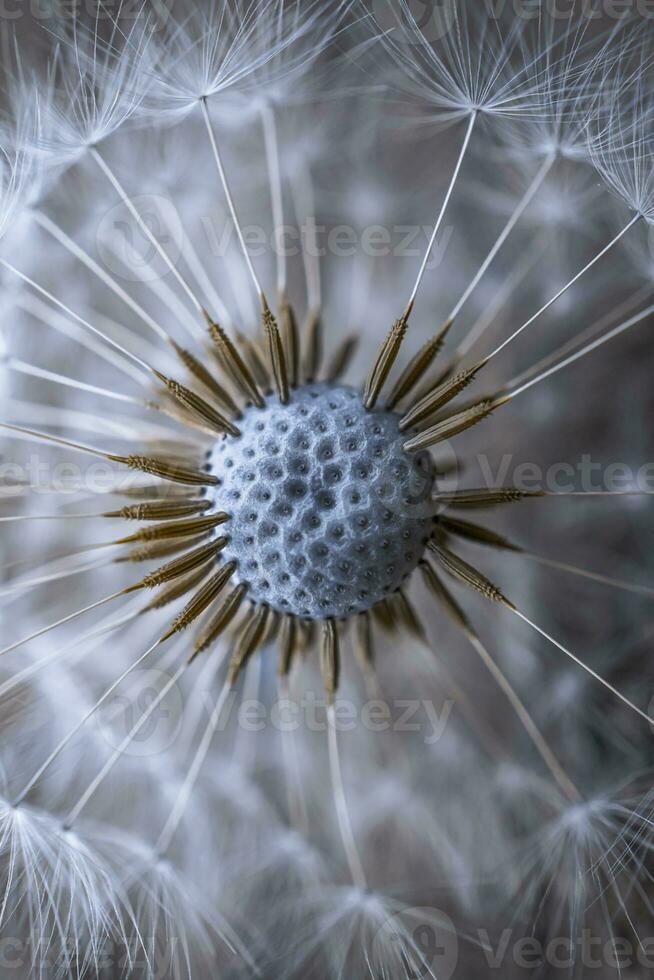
[209,383,433,619]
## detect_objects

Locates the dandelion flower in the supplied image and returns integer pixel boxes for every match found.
[2,4,654,978]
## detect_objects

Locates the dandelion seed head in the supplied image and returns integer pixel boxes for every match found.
[211,383,432,619]
[2,2,654,974]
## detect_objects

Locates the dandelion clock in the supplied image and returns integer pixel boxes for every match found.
[1,2,654,978]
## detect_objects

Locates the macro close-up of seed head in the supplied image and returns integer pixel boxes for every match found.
[211,383,434,620]
[1,2,654,979]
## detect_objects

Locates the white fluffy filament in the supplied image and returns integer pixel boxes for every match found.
[13,637,163,805]
[0,259,152,375]
[447,152,556,324]
[0,590,125,659]
[514,609,654,726]
[64,663,187,828]
[465,630,580,802]
[261,101,287,297]
[486,213,642,362]
[278,675,308,835]
[156,676,232,855]
[89,147,204,314]
[326,704,367,891]
[32,210,171,344]
[407,110,477,312]
[506,299,654,400]
[200,97,265,302]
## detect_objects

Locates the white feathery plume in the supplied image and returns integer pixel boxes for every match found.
[367,0,544,124]
[590,42,654,225]
[363,5,650,328]
[0,143,38,243]
[0,799,131,978]
[237,0,358,114]
[24,7,157,168]
[281,885,460,980]
[137,0,348,121]
[93,826,258,980]
[497,13,641,162]
[514,789,654,957]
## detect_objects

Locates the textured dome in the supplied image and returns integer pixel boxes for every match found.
[209,383,434,619]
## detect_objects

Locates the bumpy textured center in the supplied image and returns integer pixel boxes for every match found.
[210,383,433,619]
